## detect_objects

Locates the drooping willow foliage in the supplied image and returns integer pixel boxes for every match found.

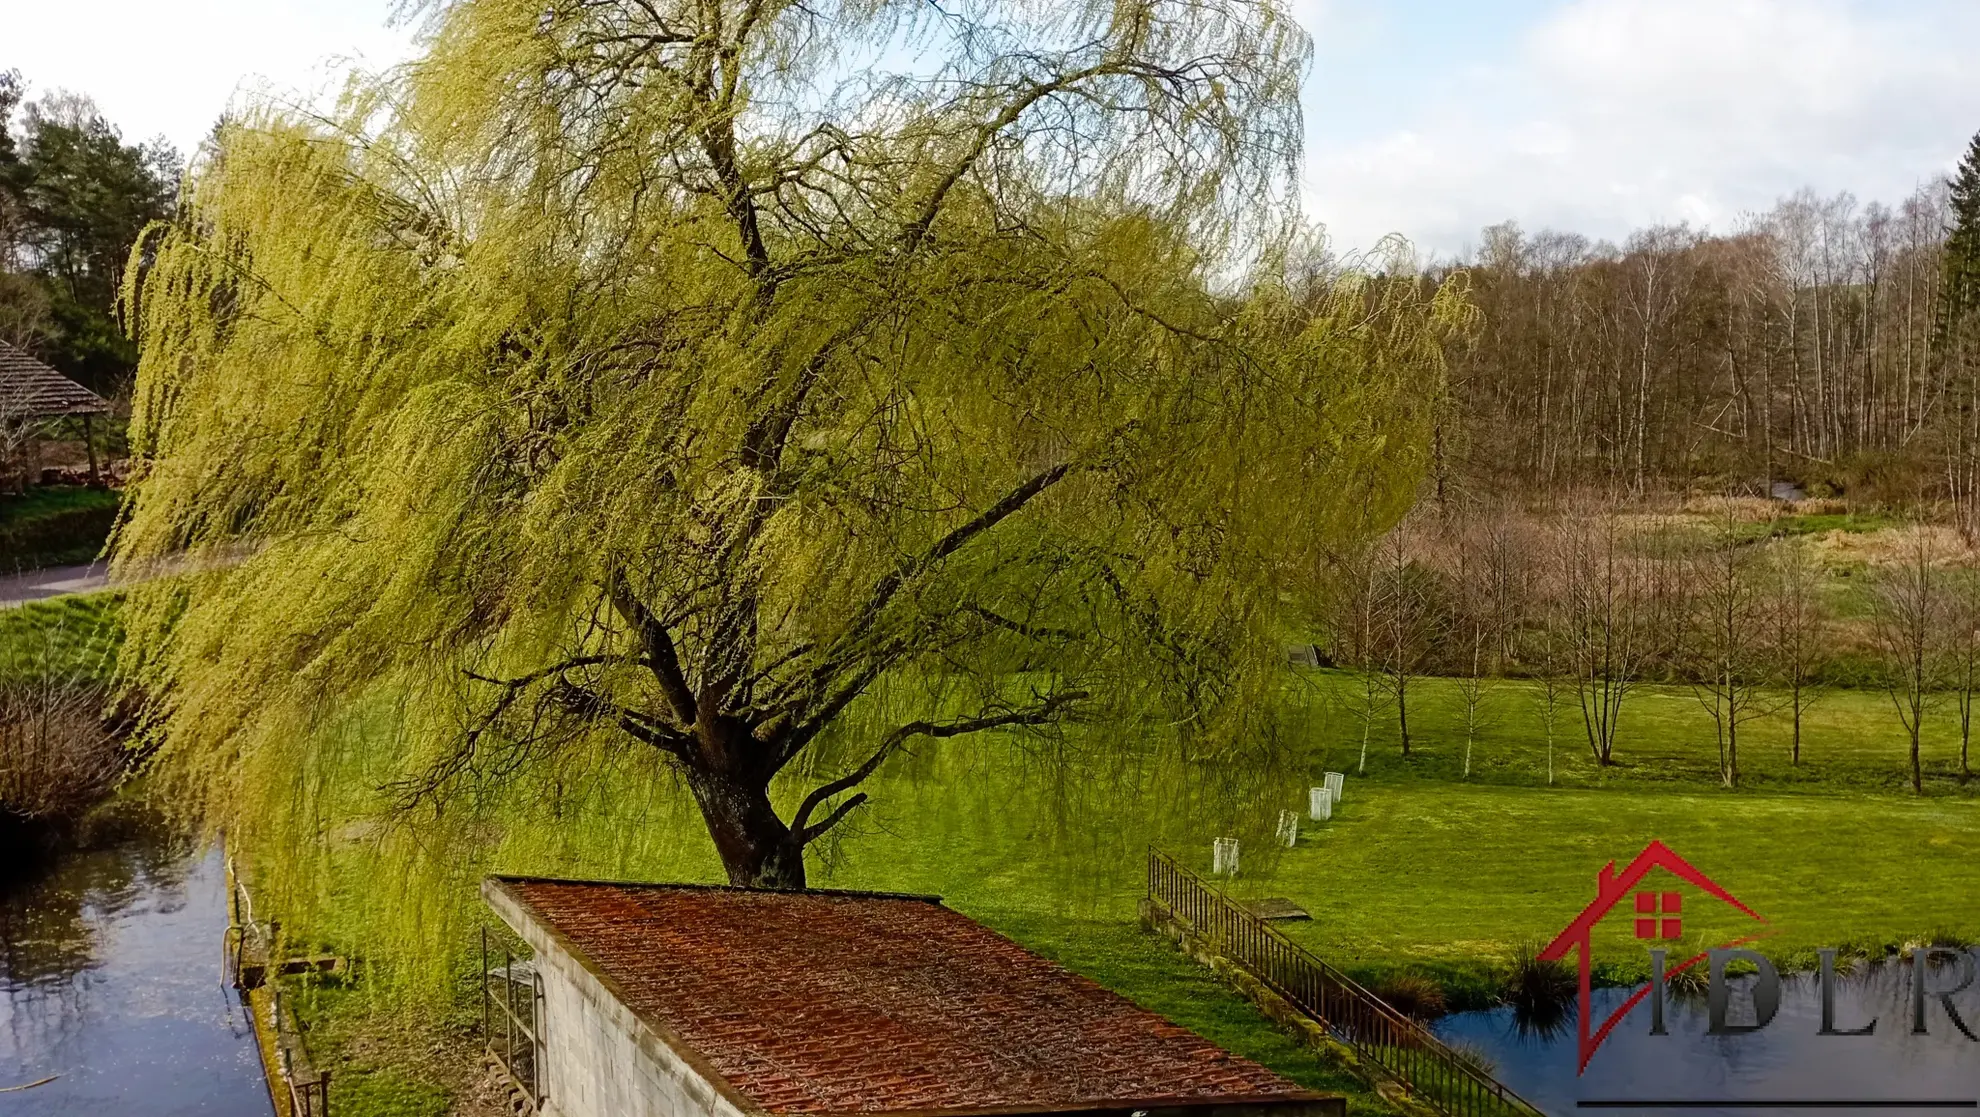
[116,0,1470,936]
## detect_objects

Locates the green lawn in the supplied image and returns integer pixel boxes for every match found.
[1284,669,1979,792]
[1246,782,1977,983]
[0,592,120,684]
[801,670,1980,1003]
[251,666,1980,1116]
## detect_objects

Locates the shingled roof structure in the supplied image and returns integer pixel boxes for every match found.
[0,341,109,418]
[483,876,1342,1117]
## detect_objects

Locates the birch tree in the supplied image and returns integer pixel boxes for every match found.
[1764,536,1827,767]
[1868,529,1950,794]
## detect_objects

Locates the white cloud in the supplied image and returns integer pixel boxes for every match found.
[5,0,418,154]
[1301,0,1980,257]
[9,0,1973,258]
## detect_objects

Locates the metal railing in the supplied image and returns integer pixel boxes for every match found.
[482,928,544,1113]
[225,861,273,991]
[1147,849,1546,1117]
[271,989,331,1117]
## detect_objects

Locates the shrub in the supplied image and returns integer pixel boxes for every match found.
[1501,940,1575,1016]
[1370,970,1448,1020]
[0,681,123,824]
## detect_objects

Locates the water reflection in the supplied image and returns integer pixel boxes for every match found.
[0,840,272,1115]
[1436,961,1980,1117]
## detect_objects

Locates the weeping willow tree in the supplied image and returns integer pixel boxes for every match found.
[117,0,1469,889]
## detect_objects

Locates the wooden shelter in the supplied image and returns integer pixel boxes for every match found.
[0,341,111,484]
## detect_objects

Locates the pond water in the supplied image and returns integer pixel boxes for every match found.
[1435,962,1980,1117]
[0,838,273,1115]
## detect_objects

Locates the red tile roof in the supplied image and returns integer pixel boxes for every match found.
[490,877,1323,1116]
[0,342,108,417]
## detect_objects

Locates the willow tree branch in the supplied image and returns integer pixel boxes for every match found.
[899,62,1115,255]
[830,460,1076,657]
[789,689,1088,841]
[898,58,1211,255]
[965,604,1080,642]
[547,679,693,761]
[607,571,699,726]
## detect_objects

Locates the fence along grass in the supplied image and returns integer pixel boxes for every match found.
[1146,849,1545,1117]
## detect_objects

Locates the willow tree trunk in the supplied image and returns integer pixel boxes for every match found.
[686,768,807,888]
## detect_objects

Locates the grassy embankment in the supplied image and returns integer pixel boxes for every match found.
[0,485,120,569]
[0,592,120,682]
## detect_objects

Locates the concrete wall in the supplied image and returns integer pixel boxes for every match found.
[483,881,761,1117]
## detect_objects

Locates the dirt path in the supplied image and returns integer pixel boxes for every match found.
[0,563,110,607]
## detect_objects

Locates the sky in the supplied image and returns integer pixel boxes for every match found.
[5,0,1977,258]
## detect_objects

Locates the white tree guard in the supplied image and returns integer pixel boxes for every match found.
[1213,836,1240,876]
[1309,786,1333,821]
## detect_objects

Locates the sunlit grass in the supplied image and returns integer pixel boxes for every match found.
[227,665,1980,1115]
[0,592,120,684]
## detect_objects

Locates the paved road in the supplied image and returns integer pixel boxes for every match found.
[0,562,111,607]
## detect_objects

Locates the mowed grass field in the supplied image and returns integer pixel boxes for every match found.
[1285,668,1980,792]
[229,660,1980,1116]
[814,669,1980,992]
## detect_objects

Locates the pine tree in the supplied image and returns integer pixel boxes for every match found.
[1941,131,1980,539]
[1942,131,1980,337]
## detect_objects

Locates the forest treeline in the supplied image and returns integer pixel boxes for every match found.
[0,70,178,392]
[1441,139,1980,515]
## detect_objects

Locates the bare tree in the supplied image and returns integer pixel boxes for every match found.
[1946,565,1980,781]
[1868,528,1952,794]
[1372,525,1444,759]
[1452,592,1494,779]
[0,682,122,822]
[1535,654,1568,785]
[1764,537,1828,766]
[1518,520,1572,785]
[1684,509,1775,788]
[1556,505,1663,766]
[1449,511,1523,778]
[1446,181,1954,494]
[1328,548,1387,775]
[0,389,49,494]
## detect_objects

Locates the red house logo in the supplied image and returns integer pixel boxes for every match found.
[1538,840,1770,1073]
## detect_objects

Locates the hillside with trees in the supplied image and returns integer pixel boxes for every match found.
[1441,159,1980,521]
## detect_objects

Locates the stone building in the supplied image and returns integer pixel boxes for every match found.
[481,875,1343,1117]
